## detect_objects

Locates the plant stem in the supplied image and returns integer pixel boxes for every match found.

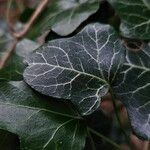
[109,88,132,149]
[12,0,49,40]
[0,0,49,69]
[143,141,149,150]
[87,127,122,150]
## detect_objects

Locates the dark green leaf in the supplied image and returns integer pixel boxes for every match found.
[23,23,125,115]
[143,0,150,9]
[30,0,100,36]
[113,41,150,139]
[108,0,150,40]
[0,81,86,150]
[23,23,150,139]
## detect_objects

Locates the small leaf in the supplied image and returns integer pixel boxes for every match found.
[108,0,150,40]
[23,23,125,115]
[0,81,86,150]
[113,41,150,139]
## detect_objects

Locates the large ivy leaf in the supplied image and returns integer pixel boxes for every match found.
[0,38,90,150]
[23,23,150,139]
[29,0,100,36]
[0,81,86,150]
[107,0,150,40]
[113,41,150,140]
[23,23,125,115]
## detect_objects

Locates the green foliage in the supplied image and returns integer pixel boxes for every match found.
[113,40,150,139]
[0,81,86,150]
[23,23,124,115]
[0,0,150,149]
[108,0,150,39]
[23,23,150,140]
[28,0,100,37]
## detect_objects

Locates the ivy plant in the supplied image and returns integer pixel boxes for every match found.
[23,23,150,140]
[0,0,150,150]
[28,0,100,37]
[108,0,150,39]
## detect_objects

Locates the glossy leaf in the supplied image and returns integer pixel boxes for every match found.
[0,81,86,150]
[113,41,150,139]
[108,0,150,40]
[23,23,125,115]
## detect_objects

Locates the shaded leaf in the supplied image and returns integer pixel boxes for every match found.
[23,23,125,115]
[0,129,19,150]
[108,0,150,40]
[113,41,150,139]
[0,81,86,150]
[143,0,150,9]
[29,0,100,36]
[84,110,113,150]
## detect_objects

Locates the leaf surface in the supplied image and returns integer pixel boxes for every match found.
[23,23,150,139]
[0,81,86,150]
[108,0,150,40]
[113,41,150,139]
[30,0,100,36]
[23,23,125,115]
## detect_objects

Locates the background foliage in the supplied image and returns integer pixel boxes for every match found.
[0,0,149,150]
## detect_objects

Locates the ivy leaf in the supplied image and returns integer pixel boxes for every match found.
[143,0,150,9]
[113,41,150,139]
[107,0,150,40]
[23,23,150,139]
[23,23,125,115]
[0,81,86,150]
[30,0,100,36]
